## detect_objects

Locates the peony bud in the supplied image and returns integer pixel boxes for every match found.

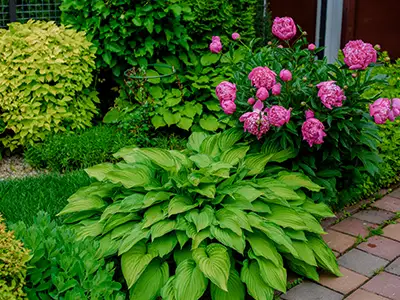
[248,97,256,105]
[374,44,381,51]
[232,32,240,40]
[302,77,307,82]
[308,84,313,88]
[384,57,391,62]
[280,69,292,82]
[352,73,358,78]
[301,101,307,106]
[277,45,284,49]
[268,41,272,45]
[303,31,308,36]
[308,43,316,51]
[256,87,269,101]
[272,83,282,96]
[344,85,348,90]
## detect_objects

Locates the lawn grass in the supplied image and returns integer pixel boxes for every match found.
[0,171,94,225]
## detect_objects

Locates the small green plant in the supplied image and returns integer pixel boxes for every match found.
[11,212,126,299]
[368,226,384,236]
[59,129,341,299]
[0,20,99,150]
[0,214,30,299]
[355,235,367,245]
[286,278,303,290]
[373,266,385,276]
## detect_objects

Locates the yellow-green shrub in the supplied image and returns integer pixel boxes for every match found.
[0,20,99,150]
[0,215,30,299]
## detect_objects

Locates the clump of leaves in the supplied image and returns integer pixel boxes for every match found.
[58,129,341,300]
[11,212,126,299]
[0,214,30,299]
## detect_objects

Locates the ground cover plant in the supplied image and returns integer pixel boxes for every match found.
[0,20,99,151]
[59,129,341,299]
[11,212,126,299]
[213,17,396,207]
[0,171,94,224]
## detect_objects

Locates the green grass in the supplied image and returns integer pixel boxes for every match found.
[0,171,94,225]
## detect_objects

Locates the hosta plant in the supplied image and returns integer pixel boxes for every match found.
[59,129,341,300]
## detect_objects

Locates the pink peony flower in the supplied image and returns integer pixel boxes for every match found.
[232,32,240,40]
[221,100,236,115]
[302,111,326,147]
[369,98,391,124]
[215,81,236,103]
[316,81,346,109]
[280,69,292,82]
[343,40,377,70]
[272,83,282,95]
[256,87,269,101]
[212,36,221,42]
[239,100,270,140]
[266,105,292,127]
[248,66,277,90]
[391,98,400,119]
[248,97,256,105]
[272,17,297,40]
[308,43,316,51]
[209,36,222,53]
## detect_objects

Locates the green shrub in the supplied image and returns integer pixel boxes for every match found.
[59,129,341,299]
[0,171,95,225]
[0,20,99,151]
[0,214,30,300]
[11,212,125,299]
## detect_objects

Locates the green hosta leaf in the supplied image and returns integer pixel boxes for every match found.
[291,241,317,266]
[286,255,320,281]
[258,178,301,201]
[218,128,244,152]
[152,115,167,129]
[192,244,231,291]
[143,203,168,228]
[185,206,215,232]
[174,259,208,300]
[249,251,287,293]
[189,154,213,168]
[224,208,252,232]
[176,231,190,249]
[216,208,242,236]
[241,260,274,300]
[251,201,271,213]
[96,233,120,258]
[146,69,160,84]
[266,205,308,231]
[111,222,137,240]
[307,236,342,277]
[121,242,155,288]
[151,220,176,240]
[148,233,178,257]
[143,191,173,208]
[168,195,198,217]
[211,269,245,300]
[85,163,115,181]
[189,184,216,199]
[192,228,212,249]
[210,226,246,254]
[160,276,176,300]
[187,132,209,152]
[174,247,193,266]
[243,154,273,176]
[284,229,307,241]
[177,117,193,130]
[301,200,335,218]
[246,232,283,267]
[118,225,150,255]
[58,196,106,216]
[220,146,250,165]
[200,52,221,66]
[200,115,219,131]
[295,210,325,234]
[139,148,178,172]
[103,212,139,234]
[268,148,297,163]
[277,172,321,191]
[233,186,263,202]
[130,259,169,300]
[200,134,220,157]
[106,165,152,188]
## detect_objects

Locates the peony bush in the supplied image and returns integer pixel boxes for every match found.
[212,17,396,206]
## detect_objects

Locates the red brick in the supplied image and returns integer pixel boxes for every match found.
[362,272,400,300]
[333,250,340,258]
[372,196,400,213]
[389,188,400,199]
[331,217,377,238]
[322,229,356,254]
[357,236,400,261]
[353,210,395,224]
[319,266,368,295]
[383,223,400,242]
[347,289,390,300]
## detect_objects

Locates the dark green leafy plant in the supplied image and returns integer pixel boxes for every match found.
[58,129,341,299]
[11,212,126,300]
[0,20,99,150]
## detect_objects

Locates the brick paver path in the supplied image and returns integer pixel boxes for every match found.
[281,189,400,300]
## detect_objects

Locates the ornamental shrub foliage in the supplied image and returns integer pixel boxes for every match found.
[59,129,341,300]
[0,20,99,150]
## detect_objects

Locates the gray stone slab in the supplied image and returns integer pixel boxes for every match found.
[389,188,400,199]
[338,249,389,277]
[281,282,343,300]
[352,210,395,224]
[386,257,400,276]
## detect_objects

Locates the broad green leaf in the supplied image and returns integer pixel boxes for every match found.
[149,85,163,99]
[143,191,172,208]
[224,207,252,232]
[217,128,244,152]
[243,154,273,176]
[185,206,215,232]
[176,231,189,249]
[58,195,106,216]
[174,247,193,266]
[211,269,245,300]
[241,260,274,300]
[143,203,167,228]
[118,225,150,255]
[130,259,169,300]
[249,251,287,293]
[200,134,221,157]
[152,115,167,129]
[111,222,137,240]
[187,132,209,152]
[200,52,221,66]
[177,117,193,130]
[106,165,152,188]
[307,236,342,277]
[168,195,197,217]
[148,233,178,257]
[192,228,212,249]
[200,115,219,132]
[268,148,297,163]
[174,259,208,300]
[210,225,246,254]
[266,205,308,231]
[189,184,216,199]
[251,200,271,213]
[246,232,283,267]
[103,212,139,234]
[193,244,231,291]
[301,199,335,218]
[146,69,160,84]
[121,242,155,288]
[284,229,307,241]
[160,276,176,300]
[151,220,176,240]
[278,172,321,192]
[216,208,242,236]
[291,241,317,266]
[286,255,320,281]
[96,233,120,258]
[295,210,325,234]
[220,146,249,165]
[85,163,115,181]
[189,153,213,168]
[233,186,263,202]
[139,148,177,172]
